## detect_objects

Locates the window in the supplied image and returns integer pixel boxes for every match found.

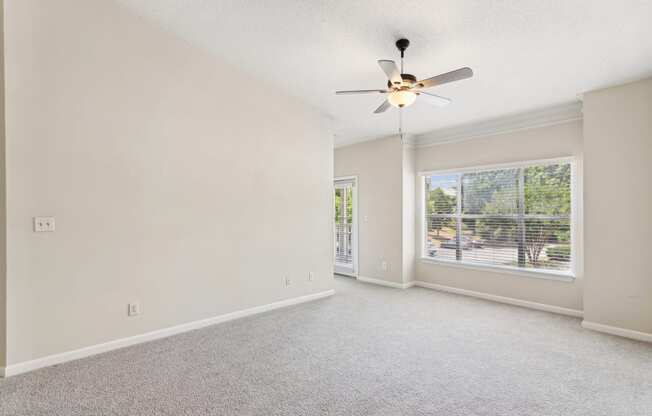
[422,159,574,276]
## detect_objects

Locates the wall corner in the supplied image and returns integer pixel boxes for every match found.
[0,0,7,369]
[401,142,416,284]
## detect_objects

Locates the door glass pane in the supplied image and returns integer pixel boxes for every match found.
[334,185,353,266]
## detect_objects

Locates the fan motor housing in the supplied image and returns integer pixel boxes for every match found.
[388,73,417,89]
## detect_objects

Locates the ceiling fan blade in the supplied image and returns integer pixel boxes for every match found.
[335,89,388,95]
[415,67,473,89]
[418,91,452,107]
[378,60,402,86]
[373,100,391,114]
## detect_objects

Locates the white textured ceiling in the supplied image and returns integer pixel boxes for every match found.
[116,0,652,146]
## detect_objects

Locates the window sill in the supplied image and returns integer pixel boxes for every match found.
[418,257,576,282]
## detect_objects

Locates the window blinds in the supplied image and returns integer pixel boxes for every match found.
[424,161,572,273]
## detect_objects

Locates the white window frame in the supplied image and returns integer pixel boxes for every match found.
[417,157,581,282]
[334,175,359,277]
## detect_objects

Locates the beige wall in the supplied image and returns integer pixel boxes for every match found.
[583,78,652,333]
[4,0,333,365]
[401,145,416,283]
[0,0,6,369]
[415,121,584,310]
[334,136,405,283]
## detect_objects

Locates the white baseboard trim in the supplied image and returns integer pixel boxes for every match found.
[356,275,414,289]
[353,277,582,318]
[1,289,335,378]
[581,321,652,343]
[334,271,358,278]
[412,280,583,318]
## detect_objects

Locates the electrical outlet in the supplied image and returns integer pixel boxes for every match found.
[128,302,141,317]
[284,276,291,287]
[381,261,388,272]
[34,217,56,232]
[308,272,314,281]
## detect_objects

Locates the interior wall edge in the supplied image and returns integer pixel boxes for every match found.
[0,0,7,370]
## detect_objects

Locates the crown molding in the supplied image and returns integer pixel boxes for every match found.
[414,101,583,148]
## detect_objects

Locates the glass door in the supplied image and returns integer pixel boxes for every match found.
[334,178,357,276]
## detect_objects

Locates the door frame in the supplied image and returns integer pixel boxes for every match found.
[334,175,358,277]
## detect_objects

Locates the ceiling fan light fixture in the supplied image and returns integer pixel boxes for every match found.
[334,38,473,116]
[388,90,416,108]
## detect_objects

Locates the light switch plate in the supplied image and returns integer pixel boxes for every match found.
[34,217,55,232]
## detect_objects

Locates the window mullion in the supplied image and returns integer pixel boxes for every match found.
[517,167,526,267]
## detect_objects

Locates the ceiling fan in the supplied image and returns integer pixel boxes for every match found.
[335,38,473,114]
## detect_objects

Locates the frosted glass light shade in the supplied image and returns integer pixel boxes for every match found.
[388,90,417,108]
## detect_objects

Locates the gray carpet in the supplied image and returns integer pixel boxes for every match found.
[1,276,651,415]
